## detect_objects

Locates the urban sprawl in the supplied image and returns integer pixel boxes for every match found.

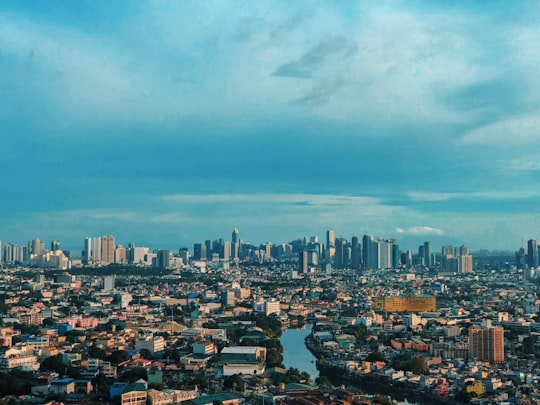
[0,230,539,405]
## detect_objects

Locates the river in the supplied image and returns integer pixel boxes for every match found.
[280,324,319,381]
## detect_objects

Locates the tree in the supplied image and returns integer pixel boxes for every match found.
[315,376,332,387]
[108,350,130,365]
[40,354,67,375]
[411,355,429,375]
[89,345,107,360]
[139,348,152,359]
[366,352,385,362]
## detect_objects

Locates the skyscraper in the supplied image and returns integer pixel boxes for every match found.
[156,249,170,269]
[527,239,539,268]
[351,236,361,269]
[101,235,115,265]
[232,228,240,260]
[423,241,432,268]
[335,238,348,268]
[232,228,239,244]
[83,237,92,264]
[469,326,504,363]
[326,229,335,262]
[326,230,334,247]
[51,240,61,252]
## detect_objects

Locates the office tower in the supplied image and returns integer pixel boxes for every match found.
[468,326,504,363]
[51,240,61,252]
[92,237,102,263]
[205,240,213,260]
[418,245,425,265]
[222,241,231,261]
[335,238,347,268]
[83,237,92,264]
[232,228,239,244]
[101,235,115,265]
[193,243,203,260]
[155,250,170,269]
[423,241,432,267]
[232,229,240,260]
[326,230,335,248]
[351,236,361,269]
[326,230,336,262]
[115,245,127,264]
[299,250,309,273]
[263,242,272,260]
[362,234,379,269]
[527,239,539,268]
[28,238,44,256]
[392,242,400,268]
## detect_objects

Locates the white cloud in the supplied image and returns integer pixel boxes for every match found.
[408,190,540,202]
[461,113,540,145]
[395,226,444,236]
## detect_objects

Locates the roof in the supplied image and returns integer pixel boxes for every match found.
[51,378,75,385]
[124,382,147,394]
[191,393,238,405]
[221,346,261,355]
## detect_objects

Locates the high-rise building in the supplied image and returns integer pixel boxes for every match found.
[326,230,335,248]
[155,250,170,269]
[351,236,361,269]
[335,238,348,268]
[205,240,213,260]
[51,240,61,252]
[468,326,504,363]
[527,239,539,268]
[193,243,204,261]
[423,241,432,267]
[115,245,127,264]
[83,237,92,264]
[231,229,240,260]
[299,250,309,273]
[28,238,44,256]
[232,228,239,244]
[101,235,115,265]
[92,237,102,263]
[326,230,335,262]
[222,241,231,261]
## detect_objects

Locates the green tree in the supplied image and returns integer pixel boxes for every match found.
[40,354,67,375]
[365,352,385,362]
[108,350,130,365]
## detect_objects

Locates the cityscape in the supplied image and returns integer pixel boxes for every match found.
[2,1,540,405]
[0,229,540,404]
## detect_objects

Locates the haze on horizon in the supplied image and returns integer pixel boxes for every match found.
[1,1,540,252]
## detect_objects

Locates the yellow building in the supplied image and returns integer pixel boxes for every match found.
[466,381,484,396]
[373,296,436,312]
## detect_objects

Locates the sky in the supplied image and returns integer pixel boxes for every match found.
[1,1,540,253]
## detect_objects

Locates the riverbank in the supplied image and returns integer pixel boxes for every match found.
[304,333,461,405]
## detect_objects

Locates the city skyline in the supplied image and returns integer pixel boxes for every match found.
[1,2,540,250]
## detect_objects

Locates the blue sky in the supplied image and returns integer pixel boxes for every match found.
[1,1,540,253]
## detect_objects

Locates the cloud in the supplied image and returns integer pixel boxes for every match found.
[461,113,540,145]
[294,77,345,107]
[407,190,540,202]
[272,36,355,78]
[396,226,444,236]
